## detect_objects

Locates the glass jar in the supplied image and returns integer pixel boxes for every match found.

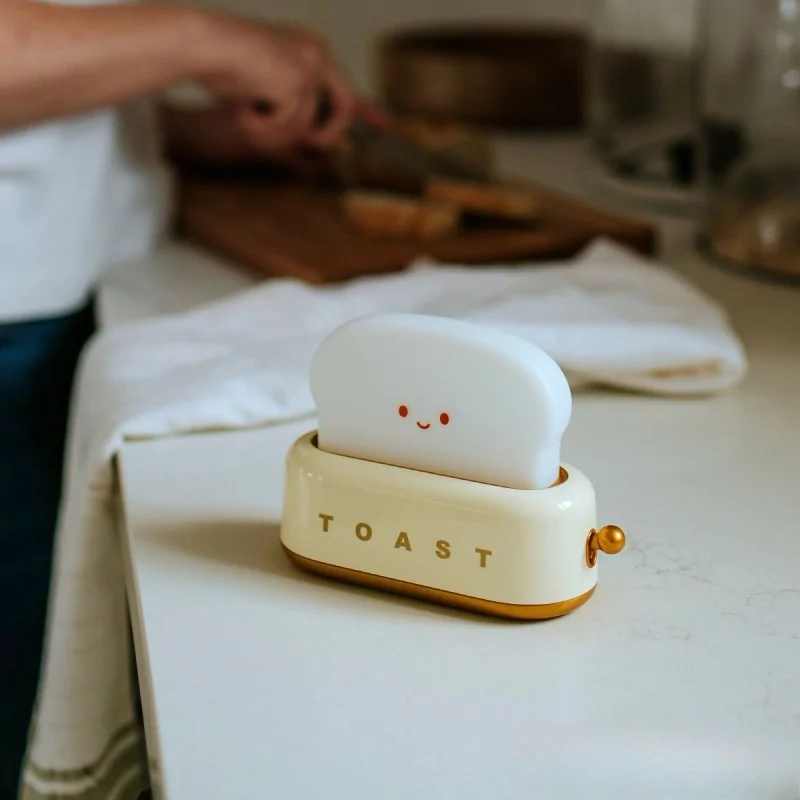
[698,0,800,283]
[586,0,702,212]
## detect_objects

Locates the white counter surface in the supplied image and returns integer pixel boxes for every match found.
[109,137,800,799]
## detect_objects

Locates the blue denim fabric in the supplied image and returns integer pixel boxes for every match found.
[0,301,95,800]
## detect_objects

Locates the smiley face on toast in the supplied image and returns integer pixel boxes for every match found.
[310,313,571,490]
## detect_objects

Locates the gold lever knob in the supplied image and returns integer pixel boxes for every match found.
[585,525,626,568]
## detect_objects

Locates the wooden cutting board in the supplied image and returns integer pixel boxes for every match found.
[175,177,657,284]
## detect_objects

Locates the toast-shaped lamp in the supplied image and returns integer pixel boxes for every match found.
[280,313,626,620]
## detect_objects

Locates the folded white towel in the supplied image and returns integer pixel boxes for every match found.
[22,239,747,799]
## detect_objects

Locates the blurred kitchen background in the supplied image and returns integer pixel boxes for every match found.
[173,0,800,285]
[185,0,587,91]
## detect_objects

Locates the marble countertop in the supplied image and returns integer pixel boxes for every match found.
[108,136,800,799]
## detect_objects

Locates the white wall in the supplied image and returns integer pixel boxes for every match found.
[193,0,588,91]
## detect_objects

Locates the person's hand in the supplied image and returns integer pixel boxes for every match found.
[196,16,380,158]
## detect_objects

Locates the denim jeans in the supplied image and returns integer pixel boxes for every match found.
[0,301,95,800]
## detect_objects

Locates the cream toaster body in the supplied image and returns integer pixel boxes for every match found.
[280,432,624,620]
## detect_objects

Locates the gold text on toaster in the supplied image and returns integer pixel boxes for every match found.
[318,513,493,567]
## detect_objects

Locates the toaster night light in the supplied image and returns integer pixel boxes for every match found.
[280,313,626,620]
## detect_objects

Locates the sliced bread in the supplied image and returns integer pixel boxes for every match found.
[342,191,460,239]
[425,177,541,222]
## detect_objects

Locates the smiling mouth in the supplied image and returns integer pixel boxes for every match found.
[416,422,431,430]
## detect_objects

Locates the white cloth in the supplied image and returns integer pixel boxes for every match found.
[23,239,747,798]
[0,1,173,322]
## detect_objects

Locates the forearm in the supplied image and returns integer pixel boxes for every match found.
[0,0,217,132]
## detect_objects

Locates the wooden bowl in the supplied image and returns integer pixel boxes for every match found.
[376,24,588,129]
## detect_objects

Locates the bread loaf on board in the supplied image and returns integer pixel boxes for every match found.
[343,191,460,239]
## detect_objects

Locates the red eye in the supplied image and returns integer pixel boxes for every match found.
[439,412,450,425]
[398,405,409,418]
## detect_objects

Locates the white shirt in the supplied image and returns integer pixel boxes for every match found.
[0,3,174,322]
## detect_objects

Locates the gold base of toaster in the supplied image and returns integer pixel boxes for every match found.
[283,544,596,621]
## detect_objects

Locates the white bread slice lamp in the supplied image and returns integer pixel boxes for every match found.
[280,313,626,620]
